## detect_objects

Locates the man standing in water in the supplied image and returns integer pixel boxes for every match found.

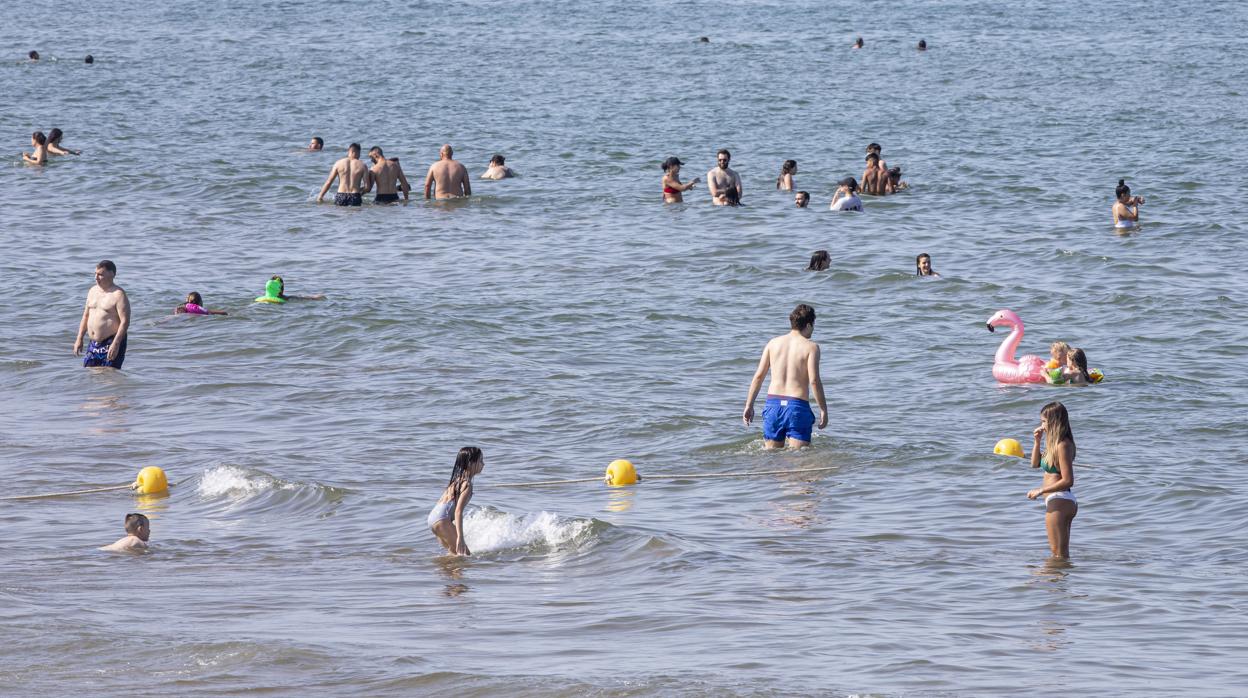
[424,144,471,199]
[316,143,368,205]
[707,149,743,206]
[73,260,130,370]
[366,146,411,203]
[742,304,828,448]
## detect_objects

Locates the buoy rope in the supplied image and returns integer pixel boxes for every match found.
[0,477,193,502]
[493,466,839,488]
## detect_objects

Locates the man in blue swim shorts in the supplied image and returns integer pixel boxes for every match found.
[73,260,131,370]
[742,303,829,448]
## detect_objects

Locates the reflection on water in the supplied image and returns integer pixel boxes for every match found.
[80,394,129,434]
[1025,558,1076,652]
[604,487,634,513]
[763,478,825,531]
[434,557,470,597]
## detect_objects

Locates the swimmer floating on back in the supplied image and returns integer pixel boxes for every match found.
[428,446,485,556]
[175,291,228,316]
[100,513,150,553]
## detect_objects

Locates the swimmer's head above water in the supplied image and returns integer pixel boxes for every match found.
[1116,179,1143,205]
[795,191,810,207]
[806,250,830,271]
[309,136,323,151]
[124,513,150,541]
[917,39,927,50]
[490,154,506,166]
[28,50,39,61]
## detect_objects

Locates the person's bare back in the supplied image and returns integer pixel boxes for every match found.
[425,144,471,199]
[333,157,368,193]
[743,304,828,448]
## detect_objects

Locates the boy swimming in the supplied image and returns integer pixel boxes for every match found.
[100,513,150,552]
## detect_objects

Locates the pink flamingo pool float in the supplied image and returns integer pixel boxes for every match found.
[985,309,1047,383]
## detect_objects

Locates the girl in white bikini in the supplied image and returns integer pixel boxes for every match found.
[1027,402,1078,558]
[428,447,485,556]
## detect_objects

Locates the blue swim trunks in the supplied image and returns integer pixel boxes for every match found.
[83,334,126,369]
[762,395,814,443]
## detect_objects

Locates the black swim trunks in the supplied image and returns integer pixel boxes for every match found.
[334,192,362,207]
[83,334,127,369]
[374,193,400,204]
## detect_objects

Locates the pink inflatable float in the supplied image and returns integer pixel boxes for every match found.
[985,309,1047,383]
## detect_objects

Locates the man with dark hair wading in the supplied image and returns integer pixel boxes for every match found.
[73,260,130,369]
[742,304,829,448]
[316,143,368,205]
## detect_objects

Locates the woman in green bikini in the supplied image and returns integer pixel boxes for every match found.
[1027,401,1077,558]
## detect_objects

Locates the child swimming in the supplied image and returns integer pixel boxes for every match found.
[428,447,485,556]
[1046,341,1071,370]
[100,513,150,552]
[175,291,228,315]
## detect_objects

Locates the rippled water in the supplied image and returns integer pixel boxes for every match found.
[3,1,1247,695]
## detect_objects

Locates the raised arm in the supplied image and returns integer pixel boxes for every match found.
[808,345,827,429]
[316,164,339,203]
[1030,426,1043,468]
[743,344,771,426]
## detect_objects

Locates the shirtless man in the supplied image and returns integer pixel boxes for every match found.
[316,143,368,206]
[73,260,131,369]
[424,144,471,199]
[100,513,149,553]
[861,153,887,195]
[742,304,828,449]
[365,146,410,203]
[480,154,515,180]
[707,149,742,206]
[308,136,323,152]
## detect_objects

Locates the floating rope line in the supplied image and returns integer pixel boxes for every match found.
[493,466,838,488]
[1,477,194,502]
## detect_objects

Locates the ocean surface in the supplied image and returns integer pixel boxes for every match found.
[3,1,1247,695]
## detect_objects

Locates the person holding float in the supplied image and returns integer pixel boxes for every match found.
[1026,402,1078,559]
[175,292,227,316]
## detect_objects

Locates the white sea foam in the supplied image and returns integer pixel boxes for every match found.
[462,509,594,554]
[196,465,286,498]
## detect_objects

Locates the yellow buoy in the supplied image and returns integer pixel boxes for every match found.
[993,438,1024,458]
[132,466,169,494]
[604,459,639,486]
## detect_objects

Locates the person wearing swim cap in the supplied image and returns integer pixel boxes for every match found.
[100,513,149,552]
[74,260,130,369]
[256,275,325,303]
[175,291,227,315]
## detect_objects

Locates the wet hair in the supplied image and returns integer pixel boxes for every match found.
[915,253,934,276]
[369,146,384,157]
[1115,179,1131,201]
[917,39,927,50]
[1041,401,1076,464]
[48,128,63,143]
[96,260,117,274]
[865,153,879,165]
[32,131,46,145]
[776,159,797,188]
[698,36,710,43]
[84,54,94,64]
[853,37,863,48]
[311,136,323,147]
[29,50,39,60]
[716,149,731,161]
[722,186,740,206]
[866,143,881,154]
[124,513,149,534]
[490,154,505,166]
[795,190,810,207]
[446,446,484,501]
[806,250,830,271]
[1069,348,1092,383]
[186,291,203,305]
[790,304,816,330]
[888,166,902,184]
[839,177,859,193]
[348,143,361,155]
